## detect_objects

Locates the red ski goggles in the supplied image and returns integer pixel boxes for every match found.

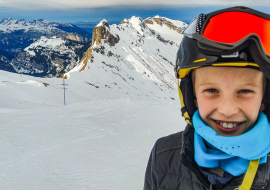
[184,7,270,60]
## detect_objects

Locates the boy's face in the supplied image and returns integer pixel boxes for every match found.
[193,67,265,137]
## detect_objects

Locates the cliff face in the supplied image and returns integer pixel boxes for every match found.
[80,20,119,71]
[65,33,90,43]
[91,25,119,46]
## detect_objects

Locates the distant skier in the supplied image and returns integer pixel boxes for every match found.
[144,6,270,190]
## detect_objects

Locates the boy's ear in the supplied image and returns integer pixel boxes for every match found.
[194,99,198,108]
[260,101,266,111]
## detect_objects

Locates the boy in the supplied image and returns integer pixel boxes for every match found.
[144,6,270,190]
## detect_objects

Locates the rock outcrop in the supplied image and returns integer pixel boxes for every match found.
[143,18,154,25]
[144,16,187,34]
[80,19,119,71]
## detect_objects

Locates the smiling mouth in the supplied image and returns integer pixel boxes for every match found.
[216,121,241,129]
[213,120,244,132]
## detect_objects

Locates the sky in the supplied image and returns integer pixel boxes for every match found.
[0,0,270,24]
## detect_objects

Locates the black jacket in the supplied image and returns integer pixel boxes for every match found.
[143,124,270,190]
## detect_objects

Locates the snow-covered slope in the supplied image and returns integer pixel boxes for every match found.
[0,68,186,190]
[0,18,91,55]
[10,36,90,77]
[66,16,187,100]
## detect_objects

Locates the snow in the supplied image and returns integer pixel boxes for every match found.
[96,19,109,27]
[0,18,78,35]
[0,18,52,33]
[0,16,189,190]
[0,70,186,190]
[128,16,144,36]
[25,36,65,50]
[23,36,66,58]
[65,15,187,100]
[146,17,187,44]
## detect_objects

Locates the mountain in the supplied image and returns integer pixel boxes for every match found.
[65,16,187,100]
[9,36,91,77]
[0,48,15,72]
[0,16,188,189]
[0,18,91,55]
[0,15,187,99]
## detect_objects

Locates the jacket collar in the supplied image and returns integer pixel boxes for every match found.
[180,124,270,189]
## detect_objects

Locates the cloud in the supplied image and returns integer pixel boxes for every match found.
[0,0,269,10]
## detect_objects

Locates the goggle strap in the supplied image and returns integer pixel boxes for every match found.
[177,79,192,125]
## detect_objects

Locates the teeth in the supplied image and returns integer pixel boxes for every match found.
[218,121,240,129]
[227,123,233,128]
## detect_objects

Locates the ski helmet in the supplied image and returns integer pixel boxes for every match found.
[175,6,270,125]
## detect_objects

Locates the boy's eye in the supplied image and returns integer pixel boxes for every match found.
[238,89,252,93]
[205,89,218,93]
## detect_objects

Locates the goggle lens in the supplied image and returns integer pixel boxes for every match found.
[202,11,270,55]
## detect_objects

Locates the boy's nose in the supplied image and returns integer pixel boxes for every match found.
[217,98,239,117]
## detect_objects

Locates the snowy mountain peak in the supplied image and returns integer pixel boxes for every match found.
[0,18,13,25]
[120,16,144,26]
[91,19,119,47]
[79,19,120,68]
[120,18,128,24]
[130,16,143,22]
[96,19,109,28]
[0,18,50,28]
[0,18,91,39]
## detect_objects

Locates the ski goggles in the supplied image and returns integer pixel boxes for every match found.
[181,6,270,79]
[184,6,270,61]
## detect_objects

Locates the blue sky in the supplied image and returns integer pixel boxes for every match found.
[0,1,270,24]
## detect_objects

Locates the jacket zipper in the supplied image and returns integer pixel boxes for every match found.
[210,184,212,190]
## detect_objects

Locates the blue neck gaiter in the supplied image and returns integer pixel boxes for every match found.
[193,110,270,176]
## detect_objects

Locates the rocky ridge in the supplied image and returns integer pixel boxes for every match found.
[145,16,186,34]
[66,16,187,100]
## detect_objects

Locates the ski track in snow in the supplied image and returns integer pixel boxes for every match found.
[0,92,186,190]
